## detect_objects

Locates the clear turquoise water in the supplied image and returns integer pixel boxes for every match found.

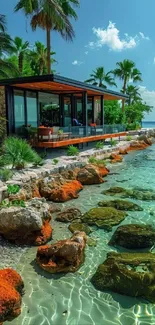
[3,145,155,325]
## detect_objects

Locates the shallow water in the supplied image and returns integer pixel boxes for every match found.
[4,145,155,325]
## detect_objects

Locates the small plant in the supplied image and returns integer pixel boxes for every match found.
[7,184,20,195]
[111,139,118,146]
[33,156,44,167]
[58,129,63,135]
[3,137,41,169]
[0,199,26,208]
[0,168,13,182]
[95,141,104,150]
[67,145,79,156]
[88,156,97,164]
[88,156,106,166]
[126,135,133,141]
[52,158,59,165]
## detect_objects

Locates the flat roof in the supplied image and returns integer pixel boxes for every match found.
[0,74,129,100]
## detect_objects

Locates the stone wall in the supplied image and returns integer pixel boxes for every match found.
[0,86,6,138]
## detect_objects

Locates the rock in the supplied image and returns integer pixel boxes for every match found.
[68,222,91,235]
[128,140,149,151]
[0,268,24,323]
[0,198,52,245]
[39,178,83,202]
[36,232,87,273]
[98,199,143,211]
[119,148,128,155]
[91,252,155,302]
[87,237,97,247]
[60,168,80,180]
[9,181,41,201]
[109,224,155,249]
[81,207,127,231]
[102,187,155,201]
[56,208,82,223]
[138,135,152,145]
[77,164,109,185]
[110,153,123,163]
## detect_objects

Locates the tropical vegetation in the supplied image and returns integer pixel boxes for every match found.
[85,66,116,88]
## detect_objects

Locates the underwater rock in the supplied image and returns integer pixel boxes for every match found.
[0,268,24,323]
[102,187,155,201]
[68,222,91,235]
[77,164,109,185]
[110,153,123,163]
[87,237,97,247]
[56,208,82,223]
[36,232,87,273]
[39,178,83,202]
[109,224,155,248]
[98,199,143,211]
[0,198,52,245]
[81,207,127,231]
[91,252,155,302]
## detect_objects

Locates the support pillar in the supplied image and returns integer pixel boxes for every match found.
[82,91,88,136]
[100,95,104,133]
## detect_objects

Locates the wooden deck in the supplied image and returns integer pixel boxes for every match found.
[35,132,127,148]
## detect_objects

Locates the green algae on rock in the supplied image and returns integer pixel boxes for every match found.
[91,252,155,302]
[102,187,155,201]
[109,224,155,248]
[81,207,127,231]
[68,222,92,235]
[87,237,97,247]
[98,199,143,211]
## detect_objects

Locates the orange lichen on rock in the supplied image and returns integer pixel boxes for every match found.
[110,153,123,164]
[77,164,108,185]
[36,232,87,273]
[50,180,83,202]
[119,148,128,155]
[35,220,52,246]
[127,141,149,152]
[0,269,24,324]
[95,165,110,177]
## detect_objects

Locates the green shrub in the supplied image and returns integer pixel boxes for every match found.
[88,156,106,166]
[52,158,59,165]
[111,139,117,146]
[3,137,40,169]
[0,168,13,182]
[67,145,79,156]
[7,184,20,195]
[95,141,104,150]
[58,129,63,135]
[33,156,44,167]
[0,199,25,208]
[126,135,133,141]
[88,156,97,164]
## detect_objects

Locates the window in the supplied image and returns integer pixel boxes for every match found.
[26,91,38,127]
[14,89,25,133]
[39,92,60,126]
[87,98,93,125]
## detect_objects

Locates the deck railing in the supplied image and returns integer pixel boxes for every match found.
[60,124,126,138]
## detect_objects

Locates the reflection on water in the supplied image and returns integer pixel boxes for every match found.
[4,145,155,325]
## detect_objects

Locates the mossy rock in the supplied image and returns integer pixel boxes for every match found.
[109,224,155,249]
[87,237,97,247]
[91,252,155,302]
[81,207,127,231]
[102,187,155,201]
[98,199,143,211]
[68,222,91,235]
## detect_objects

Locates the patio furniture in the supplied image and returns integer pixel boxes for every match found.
[38,127,52,141]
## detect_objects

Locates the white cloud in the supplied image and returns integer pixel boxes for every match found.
[139,86,155,121]
[139,32,150,41]
[72,60,83,66]
[86,21,149,52]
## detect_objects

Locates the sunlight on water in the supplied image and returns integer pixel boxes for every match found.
[3,145,155,325]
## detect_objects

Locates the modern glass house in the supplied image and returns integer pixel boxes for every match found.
[0,74,128,139]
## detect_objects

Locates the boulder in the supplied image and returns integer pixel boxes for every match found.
[68,222,91,235]
[138,135,152,145]
[77,164,109,185]
[0,198,52,245]
[9,181,41,201]
[110,153,123,163]
[0,268,24,323]
[98,199,143,211]
[127,140,149,151]
[39,178,83,202]
[119,148,128,155]
[56,208,82,223]
[91,252,155,302]
[81,207,127,231]
[102,187,155,201]
[109,224,155,249]
[36,232,87,273]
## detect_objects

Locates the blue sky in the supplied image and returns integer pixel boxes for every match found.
[1,0,155,120]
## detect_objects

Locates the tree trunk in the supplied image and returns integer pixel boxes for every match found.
[46,27,51,74]
[18,53,23,76]
[122,77,127,113]
[40,60,44,75]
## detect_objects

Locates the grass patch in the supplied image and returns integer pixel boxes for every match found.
[95,141,104,150]
[67,145,79,156]
[0,168,13,182]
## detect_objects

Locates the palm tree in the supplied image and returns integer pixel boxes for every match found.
[15,0,79,73]
[126,85,142,105]
[30,41,56,75]
[12,37,29,75]
[113,59,142,93]
[0,14,18,78]
[85,67,117,88]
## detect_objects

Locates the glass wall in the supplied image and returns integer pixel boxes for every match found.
[14,89,25,133]
[39,92,60,126]
[87,97,93,125]
[76,98,83,124]
[26,91,38,127]
[94,99,101,125]
[64,96,72,127]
